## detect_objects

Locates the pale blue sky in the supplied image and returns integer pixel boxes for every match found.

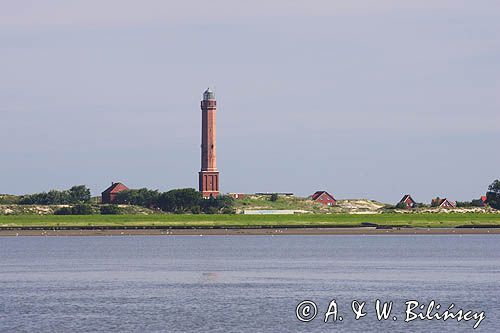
[1,1,499,203]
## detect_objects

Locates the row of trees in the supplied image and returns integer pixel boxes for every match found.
[7,180,500,212]
[7,184,235,214]
[18,185,91,205]
[114,188,235,214]
[456,200,487,208]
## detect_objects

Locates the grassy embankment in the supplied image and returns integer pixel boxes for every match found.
[1,213,500,228]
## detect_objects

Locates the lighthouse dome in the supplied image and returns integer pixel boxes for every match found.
[203,88,215,100]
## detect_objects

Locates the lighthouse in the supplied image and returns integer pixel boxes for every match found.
[199,88,220,198]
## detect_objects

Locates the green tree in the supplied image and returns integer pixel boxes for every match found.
[19,185,91,205]
[159,188,201,213]
[200,195,235,214]
[47,189,70,204]
[20,191,67,205]
[471,199,484,207]
[431,197,441,207]
[69,185,91,203]
[487,180,500,210]
[269,193,279,202]
[115,188,160,207]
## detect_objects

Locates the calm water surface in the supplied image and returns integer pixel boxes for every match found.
[0,235,499,332]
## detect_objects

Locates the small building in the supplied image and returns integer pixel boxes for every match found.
[311,191,337,207]
[228,193,247,200]
[101,182,129,204]
[431,197,456,208]
[398,194,416,209]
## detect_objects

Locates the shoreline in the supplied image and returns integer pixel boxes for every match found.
[2,227,500,236]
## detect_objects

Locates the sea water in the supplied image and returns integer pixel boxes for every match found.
[0,235,499,332]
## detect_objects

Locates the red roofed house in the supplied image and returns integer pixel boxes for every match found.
[431,197,456,208]
[101,182,129,204]
[311,191,337,207]
[398,194,416,209]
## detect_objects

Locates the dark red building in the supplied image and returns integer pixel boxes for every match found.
[311,191,337,206]
[101,182,129,204]
[398,194,416,208]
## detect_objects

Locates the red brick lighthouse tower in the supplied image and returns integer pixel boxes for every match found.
[199,88,220,198]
